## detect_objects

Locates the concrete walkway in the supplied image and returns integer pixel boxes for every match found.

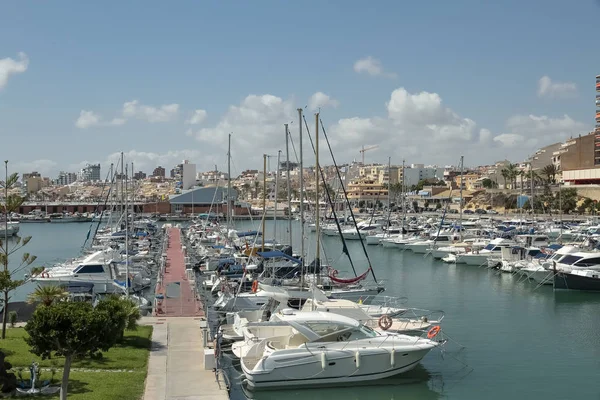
[143,317,229,400]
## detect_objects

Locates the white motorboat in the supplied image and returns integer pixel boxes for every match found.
[2,221,20,236]
[455,238,514,266]
[240,311,439,389]
[30,250,149,293]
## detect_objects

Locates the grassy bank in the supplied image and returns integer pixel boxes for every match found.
[1,325,153,399]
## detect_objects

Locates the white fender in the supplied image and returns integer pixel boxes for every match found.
[321,352,327,370]
[355,350,361,368]
[390,349,395,367]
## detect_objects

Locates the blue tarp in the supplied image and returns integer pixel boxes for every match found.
[257,251,302,264]
[548,244,563,250]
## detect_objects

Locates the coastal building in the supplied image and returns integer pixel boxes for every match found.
[22,171,41,181]
[153,166,166,178]
[403,164,445,187]
[168,186,247,215]
[198,170,229,185]
[527,142,563,170]
[56,171,77,186]
[172,160,197,190]
[358,164,399,185]
[133,171,147,180]
[346,178,387,203]
[78,164,101,182]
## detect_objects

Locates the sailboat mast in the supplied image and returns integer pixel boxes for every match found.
[298,108,305,287]
[315,112,321,275]
[459,155,464,241]
[274,150,281,241]
[285,124,292,246]
[387,157,391,236]
[227,133,232,231]
[262,154,267,252]
[402,160,406,231]
[124,162,129,298]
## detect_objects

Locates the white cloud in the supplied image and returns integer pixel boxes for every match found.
[353,56,396,78]
[74,100,180,128]
[122,100,179,123]
[189,94,297,168]
[186,109,207,125]
[10,159,57,177]
[0,52,28,90]
[493,133,525,148]
[501,114,589,149]
[537,75,577,98]
[309,92,339,111]
[75,110,101,129]
[108,118,126,126]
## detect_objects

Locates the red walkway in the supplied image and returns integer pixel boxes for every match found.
[155,227,203,317]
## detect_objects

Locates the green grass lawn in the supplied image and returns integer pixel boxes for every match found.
[1,325,153,370]
[2,325,153,400]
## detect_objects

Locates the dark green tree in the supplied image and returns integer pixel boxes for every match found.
[24,301,124,400]
[481,178,497,189]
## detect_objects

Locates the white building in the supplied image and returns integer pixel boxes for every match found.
[56,171,77,186]
[181,160,196,190]
[403,164,445,187]
[78,164,101,182]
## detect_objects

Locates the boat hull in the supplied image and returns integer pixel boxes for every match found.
[242,346,432,389]
[554,272,600,291]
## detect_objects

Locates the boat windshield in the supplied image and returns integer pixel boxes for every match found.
[305,321,376,342]
[483,244,495,251]
[560,255,583,265]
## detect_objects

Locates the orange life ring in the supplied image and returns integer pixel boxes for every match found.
[378,315,393,331]
[41,271,49,278]
[427,325,441,339]
[251,280,259,293]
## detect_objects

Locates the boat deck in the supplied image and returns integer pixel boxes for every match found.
[155,227,203,317]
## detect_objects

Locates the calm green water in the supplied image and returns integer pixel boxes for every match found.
[231,220,600,400]
[9,221,600,399]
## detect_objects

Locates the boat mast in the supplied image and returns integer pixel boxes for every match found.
[298,108,305,288]
[386,157,392,237]
[227,133,232,231]
[262,154,267,252]
[274,150,281,242]
[285,124,292,246]
[315,112,321,283]
[124,162,129,298]
[402,159,406,232]
[120,152,124,228]
[459,155,464,241]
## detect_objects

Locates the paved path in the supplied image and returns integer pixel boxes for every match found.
[143,317,229,400]
[156,227,202,317]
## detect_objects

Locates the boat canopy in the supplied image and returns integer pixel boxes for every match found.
[257,251,302,264]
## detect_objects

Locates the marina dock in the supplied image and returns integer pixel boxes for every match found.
[143,227,229,400]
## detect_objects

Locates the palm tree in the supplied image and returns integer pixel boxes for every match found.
[501,169,509,189]
[27,285,68,306]
[542,164,558,184]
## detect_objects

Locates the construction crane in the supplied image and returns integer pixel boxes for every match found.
[359,145,379,164]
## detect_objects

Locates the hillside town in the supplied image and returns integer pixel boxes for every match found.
[5,121,600,217]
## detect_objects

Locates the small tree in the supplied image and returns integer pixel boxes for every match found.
[95,295,141,341]
[1,163,37,339]
[25,301,123,400]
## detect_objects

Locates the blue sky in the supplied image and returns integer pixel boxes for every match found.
[0,0,597,177]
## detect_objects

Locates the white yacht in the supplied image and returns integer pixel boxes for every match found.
[455,238,514,266]
[240,311,439,389]
[520,245,579,285]
[30,250,149,293]
[405,233,458,254]
[340,222,382,240]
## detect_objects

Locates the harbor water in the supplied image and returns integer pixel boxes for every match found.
[9,220,600,399]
